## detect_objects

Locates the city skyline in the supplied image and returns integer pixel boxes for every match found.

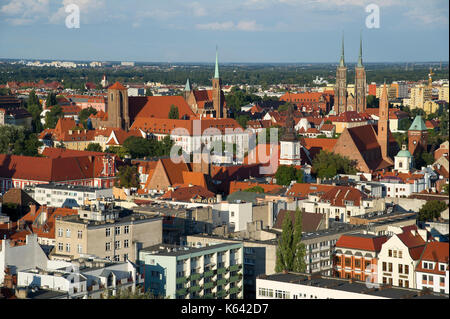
[0,0,448,63]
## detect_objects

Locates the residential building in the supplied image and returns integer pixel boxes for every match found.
[415,242,449,294]
[139,242,243,299]
[52,200,163,263]
[32,183,113,208]
[256,272,447,299]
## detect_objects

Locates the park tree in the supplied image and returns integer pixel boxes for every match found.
[366,95,379,108]
[168,105,179,119]
[236,115,249,129]
[105,146,128,158]
[417,200,447,222]
[45,92,58,108]
[292,208,307,272]
[278,102,293,112]
[0,125,42,156]
[27,90,43,133]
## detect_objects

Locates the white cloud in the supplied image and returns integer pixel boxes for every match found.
[49,0,106,24]
[187,1,207,17]
[0,0,49,25]
[196,20,263,31]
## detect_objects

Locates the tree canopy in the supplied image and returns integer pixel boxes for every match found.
[417,200,447,222]
[122,136,174,159]
[116,165,140,189]
[0,125,42,156]
[168,105,179,119]
[85,143,103,152]
[44,105,63,129]
[312,150,356,179]
[275,165,304,186]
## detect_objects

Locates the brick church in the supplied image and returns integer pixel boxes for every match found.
[90,50,227,131]
[183,49,227,119]
[333,83,399,173]
[334,33,367,115]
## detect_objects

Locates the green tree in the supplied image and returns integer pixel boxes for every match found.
[106,286,164,299]
[0,125,42,156]
[85,143,103,152]
[244,186,265,193]
[417,200,447,222]
[116,165,140,189]
[275,208,306,273]
[442,184,449,195]
[105,146,128,158]
[278,102,292,112]
[27,90,43,133]
[79,107,97,128]
[168,105,179,119]
[275,165,297,186]
[45,92,58,108]
[366,95,379,108]
[145,88,153,96]
[236,115,249,129]
[275,214,294,272]
[292,208,306,272]
[312,150,356,179]
[44,105,63,129]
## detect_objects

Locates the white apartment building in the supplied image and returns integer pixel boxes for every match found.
[33,183,113,208]
[415,242,449,295]
[376,225,427,289]
[212,202,253,232]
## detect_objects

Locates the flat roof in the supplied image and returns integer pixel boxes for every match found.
[141,242,242,257]
[258,273,448,299]
[35,183,112,193]
[59,211,161,227]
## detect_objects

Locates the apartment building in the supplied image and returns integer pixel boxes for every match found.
[53,200,163,263]
[139,242,243,299]
[256,272,447,300]
[33,183,113,208]
[186,233,278,299]
[415,242,449,294]
[377,225,427,289]
[333,234,388,283]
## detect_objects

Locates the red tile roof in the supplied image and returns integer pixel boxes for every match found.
[131,96,195,119]
[415,242,449,275]
[108,82,127,90]
[286,183,334,198]
[336,234,388,252]
[161,185,215,202]
[229,181,283,195]
[319,186,366,207]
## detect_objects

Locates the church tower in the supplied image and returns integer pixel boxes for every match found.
[183,78,192,102]
[355,33,367,113]
[377,83,391,163]
[107,82,130,130]
[335,33,347,115]
[408,115,428,155]
[212,48,225,118]
[279,104,301,166]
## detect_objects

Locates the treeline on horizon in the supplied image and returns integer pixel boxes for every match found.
[0,63,448,89]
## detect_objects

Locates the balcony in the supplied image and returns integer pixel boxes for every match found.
[189,285,202,293]
[229,275,240,284]
[217,267,227,275]
[176,288,187,296]
[229,264,241,272]
[229,286,241,295]
[204,270,215,278]
[204,281,215,290]
[190,273,202,281]
[176,277,187,284]
[217,278,228,286]
[217,290,228,298]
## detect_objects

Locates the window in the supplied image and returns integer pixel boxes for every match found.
[440,264,445,271]
[423,274,427,281]
[399,279,403,287]
[106,242,111,251]
[398,251,402,258]
[388,263,393,272]
[115,226,121,235]
[66,229,71,238]
[58,228,63,237]
[398,264,403,274]
[388,250,392,257]
[124,239,129,248]
[106,228,111,237]
[345,258,351,267]
[354,259,361,268]
[404,280,409,288]
[382,262,387,272]
[404,265,409,274]
[66,243,70,252]
[124,226,129,234]
[114,255,120,262]
[77,230,83,239]
[115,241,120,250]
[78,244,82,254]
[382,277,387,284]
[58,243,63,251]
[393,250,397,258]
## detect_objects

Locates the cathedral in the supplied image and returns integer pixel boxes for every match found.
[334,33,367,114]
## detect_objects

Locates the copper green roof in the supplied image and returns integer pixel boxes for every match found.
[339,33,345,68]
[184,78,191,92]
[396,149,413,158]
[408,115,427,131]
[214,48,220,79]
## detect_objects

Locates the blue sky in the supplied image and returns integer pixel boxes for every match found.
[0,0,448,63]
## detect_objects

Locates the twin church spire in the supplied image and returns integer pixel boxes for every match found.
[335,31,367,114]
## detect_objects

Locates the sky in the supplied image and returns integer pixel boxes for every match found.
[0,0,448,63]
